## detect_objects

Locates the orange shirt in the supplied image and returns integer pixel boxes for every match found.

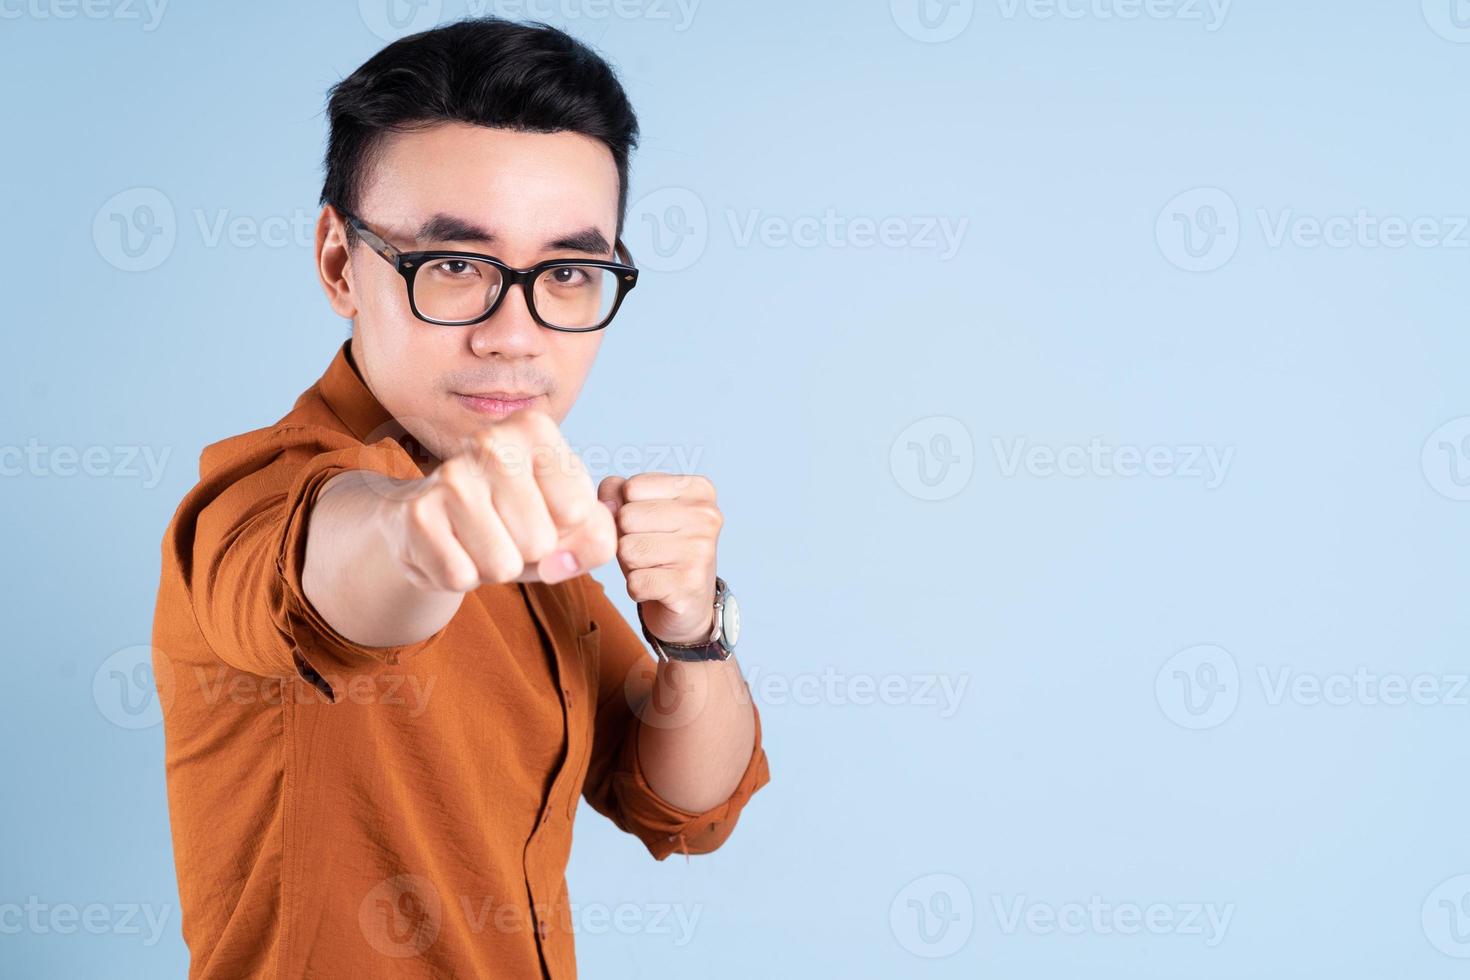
[150,340,770,979]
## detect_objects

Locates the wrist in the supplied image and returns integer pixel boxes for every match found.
[638,576,739,663]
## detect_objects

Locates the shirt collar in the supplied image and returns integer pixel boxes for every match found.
[319,338,403,445]
[318,340,439,476]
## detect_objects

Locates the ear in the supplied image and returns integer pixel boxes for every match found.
[316,205,358,320]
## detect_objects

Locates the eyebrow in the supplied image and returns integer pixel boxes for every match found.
[412,213,612,256]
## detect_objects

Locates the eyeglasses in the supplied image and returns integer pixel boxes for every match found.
[341,211,639,332]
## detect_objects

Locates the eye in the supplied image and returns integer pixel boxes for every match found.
[431,259,479,278]
[547,266,591,287]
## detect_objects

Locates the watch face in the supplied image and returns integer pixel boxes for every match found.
[720,592,740,650]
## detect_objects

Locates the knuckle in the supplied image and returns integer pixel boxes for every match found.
[438,462,479,501]
[439,558,477,593]
[557,493,591,528]
[487,551,524,584]
[404,496,435,530]
[616,535,640,564]
[522,523,558,563]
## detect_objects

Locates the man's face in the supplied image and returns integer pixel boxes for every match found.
[317,121,621,461]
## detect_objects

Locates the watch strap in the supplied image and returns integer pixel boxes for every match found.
[637,577,733,662]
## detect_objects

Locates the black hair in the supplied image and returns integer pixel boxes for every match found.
[319,17,639,244]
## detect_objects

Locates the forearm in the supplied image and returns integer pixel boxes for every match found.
[301,469,464,648]
[637,657,756,814]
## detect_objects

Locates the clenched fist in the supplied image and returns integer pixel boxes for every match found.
[380,409,616,592]
[598,472,724,646]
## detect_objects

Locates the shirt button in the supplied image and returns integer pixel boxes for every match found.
[536,920,549,939]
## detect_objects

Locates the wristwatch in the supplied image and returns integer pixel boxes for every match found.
[637,576,740,662]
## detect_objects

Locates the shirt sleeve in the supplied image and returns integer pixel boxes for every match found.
[577,573,771,861]
[171,423,449,688]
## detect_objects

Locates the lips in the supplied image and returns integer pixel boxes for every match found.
[459,391,540,400]
[453,391,542,416]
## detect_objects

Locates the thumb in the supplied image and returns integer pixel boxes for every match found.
[597,475,627,519]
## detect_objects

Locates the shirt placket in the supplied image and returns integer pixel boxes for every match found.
[518,581,585,979]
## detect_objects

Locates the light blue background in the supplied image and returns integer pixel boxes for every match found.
[4,0,1470,976]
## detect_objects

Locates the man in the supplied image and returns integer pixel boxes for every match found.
[151,18,769,979]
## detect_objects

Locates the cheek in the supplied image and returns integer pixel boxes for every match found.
[547,336,602,421]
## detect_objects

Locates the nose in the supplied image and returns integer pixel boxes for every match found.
[467,281,546,359]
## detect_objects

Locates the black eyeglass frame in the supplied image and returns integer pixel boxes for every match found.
[341,211,639,332]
